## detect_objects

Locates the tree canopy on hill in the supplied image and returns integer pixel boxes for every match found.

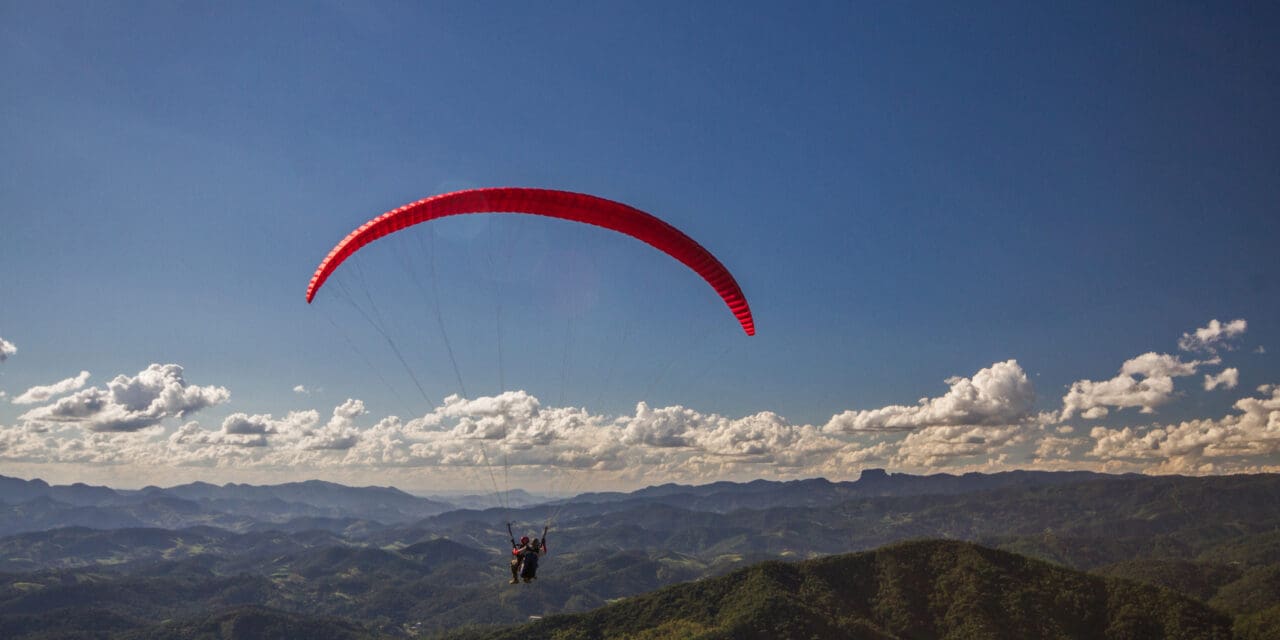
[115,605,379,640]
[457,540,1233,640]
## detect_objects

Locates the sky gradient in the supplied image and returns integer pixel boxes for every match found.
[2,2,1277,492]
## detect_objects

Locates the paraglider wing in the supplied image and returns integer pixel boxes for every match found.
[306,187,755,335]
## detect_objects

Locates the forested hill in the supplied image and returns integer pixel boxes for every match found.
[458,540,1233,640]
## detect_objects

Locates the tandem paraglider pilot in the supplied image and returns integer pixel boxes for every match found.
[509,526,548,584]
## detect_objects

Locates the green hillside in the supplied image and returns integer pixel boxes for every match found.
[116,605,379,640]
[457,540,1233,640]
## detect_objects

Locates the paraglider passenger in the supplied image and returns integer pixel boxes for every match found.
[510,535,530,584]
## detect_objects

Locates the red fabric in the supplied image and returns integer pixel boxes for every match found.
[306,187,755,335]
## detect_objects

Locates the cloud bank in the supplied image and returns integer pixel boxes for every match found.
[2,318,1275,487]
[1088,384,1280,474]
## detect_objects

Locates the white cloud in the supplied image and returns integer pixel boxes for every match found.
[435,393,542,441]
[824,360,1034,433]
[293,385,310,395]
[1086,385,1280,474]
[340,392,625,472]
[0,337,15,362]
[1060,352,1211,420]
[891,424,1028,467]
[170,421,269,448]
[12,371,91,405]
[18,364,229,432]
[1179,318,1247,353]
[167,410,327,459]
[1033,434,1084,462]
[621,402,705,447]
[1204,368,1240,391]
[279,399,363,450]
[827,440,894,468]
[209,411,316,440]
[0,423,55,461]
[222,413,279,435]
[1122,352,1209,378]
[652,408,842,466]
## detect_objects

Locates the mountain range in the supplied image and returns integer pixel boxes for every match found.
[0,476,454,536]
[1,470,1277,638]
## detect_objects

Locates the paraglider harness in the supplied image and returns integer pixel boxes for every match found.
[508,522,548,583]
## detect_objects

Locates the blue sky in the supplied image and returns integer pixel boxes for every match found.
[1,2,1277,491]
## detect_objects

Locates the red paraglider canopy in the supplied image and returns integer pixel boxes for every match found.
[306,187,755,336]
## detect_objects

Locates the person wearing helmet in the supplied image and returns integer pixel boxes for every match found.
[510,535,530,584]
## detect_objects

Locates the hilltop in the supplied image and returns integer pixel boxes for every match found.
[458,539,1233,640]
